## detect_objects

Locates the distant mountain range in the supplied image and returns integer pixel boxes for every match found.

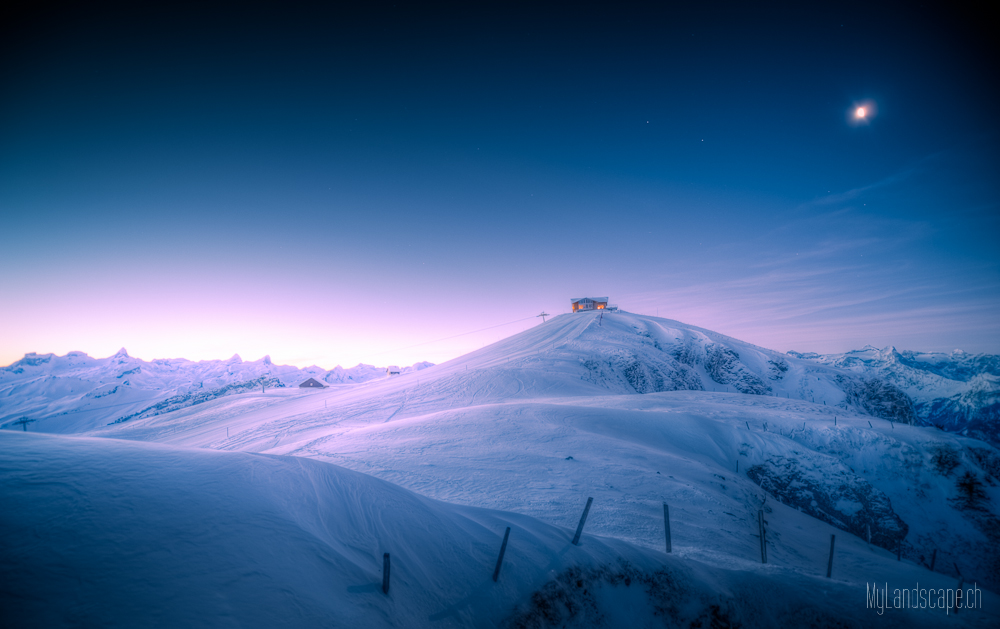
[789,346,1000,444]
[2,330,998,446]
[0,349,432,433]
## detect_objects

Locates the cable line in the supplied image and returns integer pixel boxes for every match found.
[364,315,539,358]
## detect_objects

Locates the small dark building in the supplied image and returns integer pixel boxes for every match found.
[299,378,327,388]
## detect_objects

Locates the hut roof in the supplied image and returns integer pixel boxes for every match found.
[298,378,327,388]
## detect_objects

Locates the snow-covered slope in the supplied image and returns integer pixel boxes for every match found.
[790,346,1000,443]
[8,312,995,441]
[2,431,993,628]
[79,311,1000,597]
[0,349,432,433]
[6,310,1000,625]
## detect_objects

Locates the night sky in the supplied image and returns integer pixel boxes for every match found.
[2,2,997,368]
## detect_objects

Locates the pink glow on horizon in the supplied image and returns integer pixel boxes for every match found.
[0,280,553,369]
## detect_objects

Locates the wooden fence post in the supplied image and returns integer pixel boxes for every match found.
[382,553,391,594]
[572,497,594,546]
[827,534,836,578]
[758,510,767,564]
[663,503,672,553]
[492,527,511,582]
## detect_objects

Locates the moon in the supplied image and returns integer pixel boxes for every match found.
[847,101,876,125]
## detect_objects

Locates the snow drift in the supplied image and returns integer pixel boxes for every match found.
[2,431,993,628]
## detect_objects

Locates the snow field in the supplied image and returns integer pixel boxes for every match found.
[3,431,993,628]
[5,310,999,625]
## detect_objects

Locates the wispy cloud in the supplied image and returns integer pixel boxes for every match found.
[802,170,916,207]
[623,250,1000,353]
[798,151,949,209]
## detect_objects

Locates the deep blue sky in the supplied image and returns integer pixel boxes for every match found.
[2,2,997,367]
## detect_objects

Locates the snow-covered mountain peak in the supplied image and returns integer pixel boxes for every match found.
[6,310,1000,618]
[782,343,999,443]
[15,352,55,367]
[333,309,994,442]
[3,309,997,441]
[55,308,999,603]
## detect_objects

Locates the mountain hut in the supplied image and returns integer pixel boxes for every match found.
[571,297,609,312]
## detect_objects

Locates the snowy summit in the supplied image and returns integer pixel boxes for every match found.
[2,310,998,627]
